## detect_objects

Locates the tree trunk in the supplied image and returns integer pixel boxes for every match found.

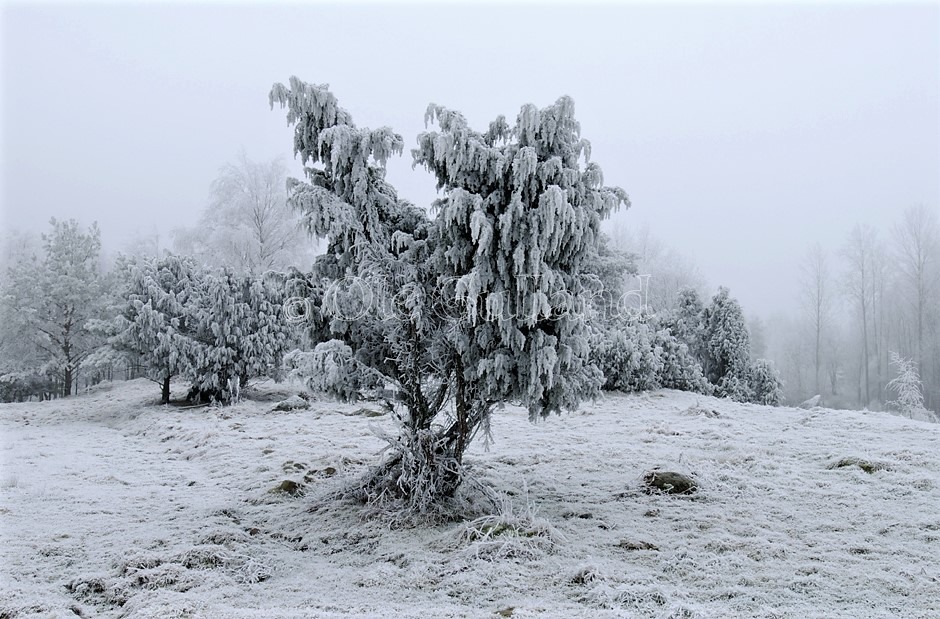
[354,394,489,512]
[161,375,171,404]
[861,301,870,407]
[814,326,821,395]
[63,367,73,399]
[917,285,924,367]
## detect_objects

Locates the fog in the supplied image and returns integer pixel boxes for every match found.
[2,2,937,317]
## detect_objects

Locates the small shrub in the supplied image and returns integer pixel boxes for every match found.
[459,497,563,560]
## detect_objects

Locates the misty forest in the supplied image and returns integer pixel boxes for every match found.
[1,4,938,619]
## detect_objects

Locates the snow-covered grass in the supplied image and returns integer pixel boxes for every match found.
[1,379,938,618]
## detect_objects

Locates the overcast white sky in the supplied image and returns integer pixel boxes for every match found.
[1,2,938,317]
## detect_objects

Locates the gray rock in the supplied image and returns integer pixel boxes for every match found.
[269,479,304,496]
[643,471,697,495]
[617,539,659,551]
[272,395,311,412]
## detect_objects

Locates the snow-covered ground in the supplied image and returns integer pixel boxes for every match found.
[1,380,938,618]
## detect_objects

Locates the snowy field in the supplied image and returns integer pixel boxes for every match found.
[1,380,939,618]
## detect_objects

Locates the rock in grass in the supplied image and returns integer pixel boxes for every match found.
[829,457,887,474]
[272,395,310,412]
[617,539,659,551]
[643,471,697,495]
[269,479,304,496]
[684,403,720,418]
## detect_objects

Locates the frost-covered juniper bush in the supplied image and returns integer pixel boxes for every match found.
[270,77,629,512]
[86,255,291,405]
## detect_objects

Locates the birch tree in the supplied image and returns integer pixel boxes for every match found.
[174,153,314,275]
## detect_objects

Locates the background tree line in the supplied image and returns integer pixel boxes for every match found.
[767,206,938,418]
[0,154,309,403]
[2,161,932,422]
[0,79,931,517]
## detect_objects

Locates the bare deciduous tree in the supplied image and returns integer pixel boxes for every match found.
[800,242,831,396]
[892,205,939,367]
[842,224,878,407]
[174,152,314,275]
[608,222,707,312]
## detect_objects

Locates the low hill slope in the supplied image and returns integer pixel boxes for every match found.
[1,380,938,618]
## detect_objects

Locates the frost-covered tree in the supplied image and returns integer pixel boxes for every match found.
[270,77,628,510]
[668,288,708,366]
[701,287,752,401]
[0,230,43,377]
[588,250,707,394]
[84,256,289,404]
[87,255,202,403]
[0,370,57,402]
[662,286,779,404]
[748,358,783,406]
[3,219,103,397]
[657,325,711,394]
[1,232,64,401]
[748,314,768,361]
[173,152,315,275]
[887,352,935,422]
[800,243,832,396]
[185,268,290,403]
[892,206,939,406]
[592,314,662,392]
[608,223,707,312]
[586,233,636,317]
[593,312,708,394]
[285,340,383,404]
[118,227,164,262]
[842,224,878,407]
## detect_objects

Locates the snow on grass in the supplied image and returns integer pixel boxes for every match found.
[1,380,938,618]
